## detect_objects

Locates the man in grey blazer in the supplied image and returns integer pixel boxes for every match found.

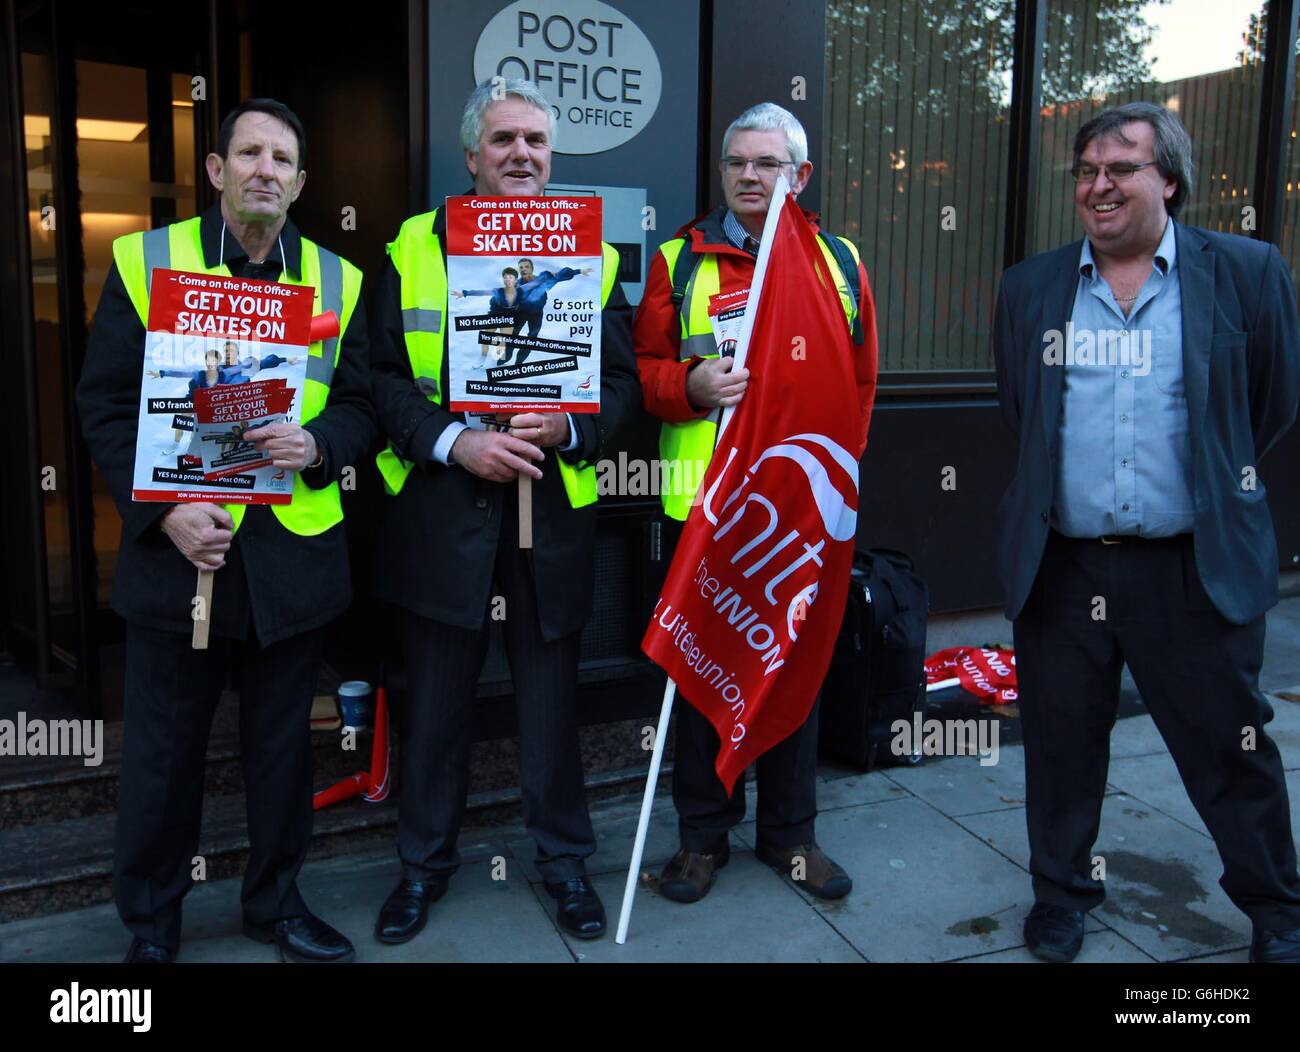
[993,102,1300,963]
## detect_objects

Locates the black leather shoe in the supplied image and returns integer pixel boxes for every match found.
[1024,902,1086,963]
[123,937,174,963]
[545,875,606,939]
[375,876,449,945]
[660,841,731,903]
[1250,926,1300,963]
[243,911,355,963]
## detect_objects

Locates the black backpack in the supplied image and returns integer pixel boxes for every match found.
[817,549,929,770]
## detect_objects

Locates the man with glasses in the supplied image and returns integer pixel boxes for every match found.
[993,102,1300,963]
[634,102,878,905]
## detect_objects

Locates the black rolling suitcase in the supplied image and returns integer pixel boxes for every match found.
[818,549,929,770]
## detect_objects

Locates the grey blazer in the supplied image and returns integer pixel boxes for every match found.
[993,221,1300,625]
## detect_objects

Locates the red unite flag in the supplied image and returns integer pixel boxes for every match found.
[642,193,864,794]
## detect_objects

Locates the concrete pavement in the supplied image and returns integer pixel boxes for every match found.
[3,680,1296,964]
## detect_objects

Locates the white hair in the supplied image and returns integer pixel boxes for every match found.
[721,102,808,168]
[459,78,556,152]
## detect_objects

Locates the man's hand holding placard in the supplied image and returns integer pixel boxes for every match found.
[243,422,318,471]
[449,428,544,483]
[161,502,234,571]
[502,411,569,448]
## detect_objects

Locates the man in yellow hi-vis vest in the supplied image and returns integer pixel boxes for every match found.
[369,80,639,944]
[76,100,374,964]
[634,102,879,908]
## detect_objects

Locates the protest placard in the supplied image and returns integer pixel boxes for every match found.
[708,286,750,359]
[131,268,314,504]
[444,195,603,420]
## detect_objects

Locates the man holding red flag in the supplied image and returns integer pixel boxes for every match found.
[634,103,877,904]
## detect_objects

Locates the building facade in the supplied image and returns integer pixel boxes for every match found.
[2,0,1299,723]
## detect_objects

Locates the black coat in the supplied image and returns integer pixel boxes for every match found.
[369,209,641,641]
[994,221,1300,626]
[75,207,375,645]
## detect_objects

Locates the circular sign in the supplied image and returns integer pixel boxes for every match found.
[473,0,663,155]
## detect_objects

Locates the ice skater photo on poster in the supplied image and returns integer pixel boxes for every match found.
[444,195,604,415]
[144,338,303,458]
[453,258,594,368]
[448,253,600,407]
[130,268,313,504]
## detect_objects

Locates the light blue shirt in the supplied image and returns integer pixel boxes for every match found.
[1053,218,1195,537]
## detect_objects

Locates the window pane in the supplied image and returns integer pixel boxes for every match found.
[22,48,78,664]
[1280,17,1300,284]
[75,63,200,607]
[824,0,1014,374]
[1037,0,1266,254]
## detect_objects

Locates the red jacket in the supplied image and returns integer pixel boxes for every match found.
[633,205,879,457]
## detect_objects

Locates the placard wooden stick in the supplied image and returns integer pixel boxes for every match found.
[192,568,214,649]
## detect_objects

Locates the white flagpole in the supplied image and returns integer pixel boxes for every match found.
[714,173,789,445]
[614,176,792,945]
[614,676,678,944]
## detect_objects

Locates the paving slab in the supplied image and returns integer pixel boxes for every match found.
[353,855,571,963]
[0,897,138,964]
[808,769,908,812]
[881,747,1029,818]
[953,926,1155,963]
[1262,603,1300,690]
[1289,769,1300,846]
[958,797,1253,961]
[557,852,863,962]
[1110,744,1300,851]
[1262,689,1300,770]
[732,797,1039,962]
[507,797,681,883]
[1107,750,1211,840]
[1181,948,1250,963]
[1110,713,1170,759]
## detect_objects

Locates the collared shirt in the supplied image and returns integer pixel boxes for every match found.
[1053,217,1194,538]
[722,209,760,256]
[203,207,297,280]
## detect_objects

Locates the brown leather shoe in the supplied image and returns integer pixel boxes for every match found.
[658,841,731,903]
[756,842,852,899]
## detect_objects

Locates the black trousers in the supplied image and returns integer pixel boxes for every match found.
[508,308,544,365]
[673,694,821,852]
[658,517,820,853]
[115,623,324,951]
[1014,530,1300,931]
[395,496,595,884]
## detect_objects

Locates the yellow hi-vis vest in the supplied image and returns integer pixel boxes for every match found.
[114,215,362,536]
[655,234,862,520]
[374,208,619,509]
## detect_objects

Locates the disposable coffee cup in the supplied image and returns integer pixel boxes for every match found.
[338,680,372,731]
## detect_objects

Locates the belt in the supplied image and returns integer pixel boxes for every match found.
[1052,529,1191,546]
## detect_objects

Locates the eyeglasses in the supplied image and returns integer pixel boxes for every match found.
[721,156,796,177]
[1070,161,1158,183]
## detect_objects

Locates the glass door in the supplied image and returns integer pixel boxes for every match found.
[4,0,207,714]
